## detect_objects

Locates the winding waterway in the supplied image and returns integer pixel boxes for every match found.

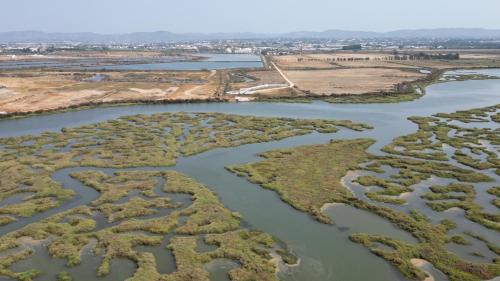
[1,69,500,281]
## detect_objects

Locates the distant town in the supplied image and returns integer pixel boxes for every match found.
[2,36,500,57]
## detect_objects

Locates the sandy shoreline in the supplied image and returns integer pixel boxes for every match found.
[410,259,434,281]
[320,202,345,212]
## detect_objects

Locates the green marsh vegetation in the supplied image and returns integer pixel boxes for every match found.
[0,112,370,226]
[227,139,375,224]
[228,105,500,281]
[0,171,289,281]
[1,112,372,280]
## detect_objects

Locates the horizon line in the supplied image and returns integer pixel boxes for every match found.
[2,27,500,35]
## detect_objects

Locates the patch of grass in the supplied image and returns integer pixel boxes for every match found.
[0,112,371,227]
[56,272,72,281]
[450,235,470,245]
[226,104,500,281]
[422,183,499,231]
[463,232,500,256]
[227,139,375,223]
[322,91,423,104]
[0,171,285,281]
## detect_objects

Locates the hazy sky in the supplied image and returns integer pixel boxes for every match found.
[2,0,500,33]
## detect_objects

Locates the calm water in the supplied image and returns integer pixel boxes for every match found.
[87,53,263,71]
[1,69,499,281]
[0,54,263,71]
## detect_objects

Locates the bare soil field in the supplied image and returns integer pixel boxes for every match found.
[285,68,424,95]
[273,55,337,69]
[227,70,291,98]
[334,60,419,68]
[246,70,287,85]
[395,59,500,69]
[274,51,500,70]
[306,53,392,60]
[260,51,500,99]
[0,70,219,115]
[401,48,500,57]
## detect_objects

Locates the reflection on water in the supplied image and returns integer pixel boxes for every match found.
[322,203,417,243]
[0,54,262,71]
[11,242,137,281]
[87,54,263,71]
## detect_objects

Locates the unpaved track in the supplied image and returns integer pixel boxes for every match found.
[271,61,294,87]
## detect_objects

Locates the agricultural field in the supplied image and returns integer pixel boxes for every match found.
[228,104,500,281]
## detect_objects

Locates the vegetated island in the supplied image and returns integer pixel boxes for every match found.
[0,112,370,280]
[227,104,500,281]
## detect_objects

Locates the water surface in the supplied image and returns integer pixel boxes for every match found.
[1,69,499,281]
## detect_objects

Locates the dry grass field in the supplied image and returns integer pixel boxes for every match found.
[0,70,219,114]
[274,51,500,70]
[265,51,500,98]
[395,59,500,69]
[273,55,337,69]
[334,60,420,68]
[246,70,287,85]
[285,68,424,95]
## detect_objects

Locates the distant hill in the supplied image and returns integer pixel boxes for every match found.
[1,28,500,43]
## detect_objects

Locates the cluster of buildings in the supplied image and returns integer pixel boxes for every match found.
[1,37,499,57]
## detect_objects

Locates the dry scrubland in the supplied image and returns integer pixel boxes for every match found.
[0,70,220,115]
[229,104,500,281]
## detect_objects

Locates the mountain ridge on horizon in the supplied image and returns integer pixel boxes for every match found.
[1,28,500,43]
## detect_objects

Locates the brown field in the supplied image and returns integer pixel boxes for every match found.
[0,70,219,114]
[395,59,500,69]
[401,48,500,56]
[227,70,291,97]
[456,53,500,59]
[306,53,391,60]
[274,53,424,69]
[273,51,500,70]
[334,60,420,68]
[285,68,424,95]
[246,70,287,85]
[273,55,337,69]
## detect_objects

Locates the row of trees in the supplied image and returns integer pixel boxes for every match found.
[295,52,460,63]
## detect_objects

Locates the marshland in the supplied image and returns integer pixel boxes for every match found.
[0,67,498,281]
